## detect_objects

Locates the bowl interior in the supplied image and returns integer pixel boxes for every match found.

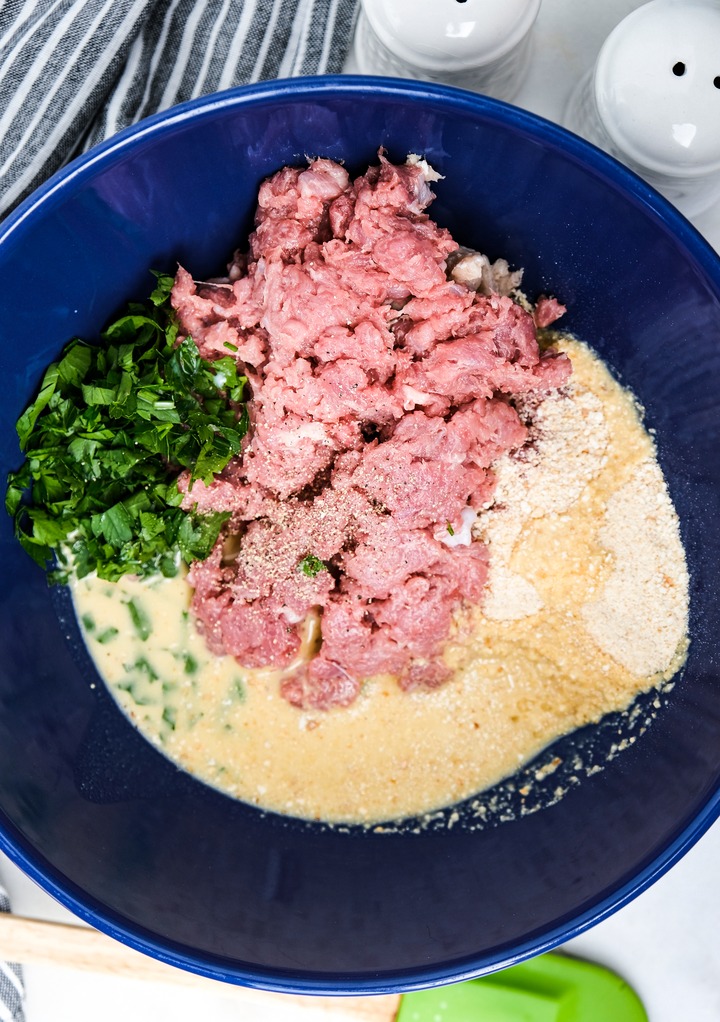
[1,77,719,992]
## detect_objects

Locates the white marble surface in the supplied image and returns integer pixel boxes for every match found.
[3,1,720,1018]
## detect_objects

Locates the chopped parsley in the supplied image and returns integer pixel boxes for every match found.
[96,626,119,645]
[298,553,327,577]
[132,656,159,681]
[162,706,177,730]
[127,598,152,641]
[182,653,198,675]
[5,272,248,583]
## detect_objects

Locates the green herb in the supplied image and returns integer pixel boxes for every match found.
[5,272,248,583]
[298,553,327,578]
[133,655,158,681]
[446,523,455,536]
[127,598,152,641]
[96,626,119,644]
[162,706,177,730]
[232,677,246,702]
[116,681,153,706]
[81,613,95,632]
[182,653,198,674]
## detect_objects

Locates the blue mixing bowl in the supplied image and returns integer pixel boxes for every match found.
[1,77,719,993]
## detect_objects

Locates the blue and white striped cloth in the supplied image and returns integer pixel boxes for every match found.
[0,0,358,219]
[0,885,24,1022]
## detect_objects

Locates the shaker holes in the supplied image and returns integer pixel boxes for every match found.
[671,62,720,87]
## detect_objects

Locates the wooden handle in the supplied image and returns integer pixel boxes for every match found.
[0,912,401,1021]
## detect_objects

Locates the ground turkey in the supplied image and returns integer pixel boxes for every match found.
[173,153,570,710]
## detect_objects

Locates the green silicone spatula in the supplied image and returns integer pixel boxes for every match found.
[396,953,648,1022]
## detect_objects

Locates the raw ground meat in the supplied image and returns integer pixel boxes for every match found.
[175,153,570,710]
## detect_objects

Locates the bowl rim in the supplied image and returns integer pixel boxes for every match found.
[1,73,720,994]
[3,71,720,277]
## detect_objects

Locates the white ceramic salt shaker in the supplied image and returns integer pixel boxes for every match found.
[352,0,542,102]
[565,0,720,218]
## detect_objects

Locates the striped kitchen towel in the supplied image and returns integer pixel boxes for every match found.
[0,0,358,219]
[0,885,24,1022]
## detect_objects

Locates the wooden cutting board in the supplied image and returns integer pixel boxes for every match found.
[0,912,401,1021]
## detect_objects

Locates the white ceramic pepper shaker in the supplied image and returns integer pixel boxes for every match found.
[352,0,542,102]
[564,0,720,218]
